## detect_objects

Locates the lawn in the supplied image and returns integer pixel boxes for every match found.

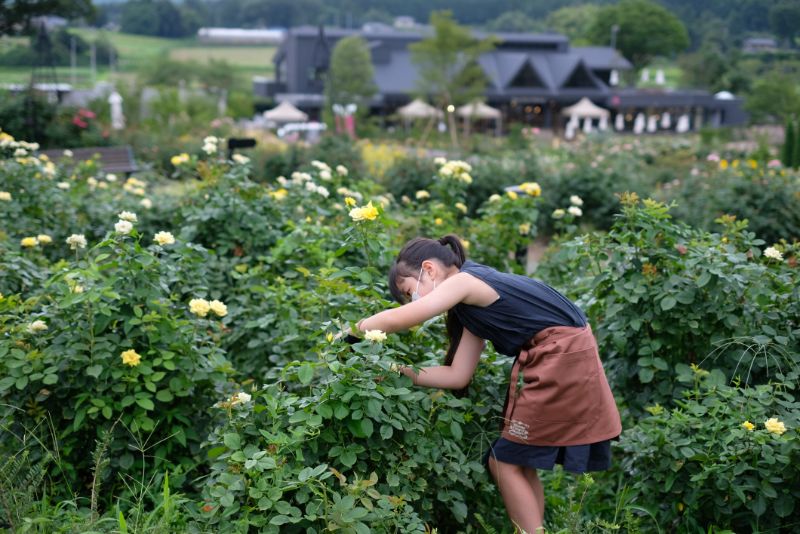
[0,30,275,89]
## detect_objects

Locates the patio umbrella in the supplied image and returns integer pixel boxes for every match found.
[661,112,671,129]
[647,115,658,133]
[633,113,645,134]
[263,101,308,123]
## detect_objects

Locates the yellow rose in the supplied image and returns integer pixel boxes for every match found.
[20,237,38,248]
[415,190,430,200]
[153,231,176,246]
[764,417,786,435]
[349,201,379,222]
[507,191,518,200]
[344,196,357,207]
[741,421,754,431]
[121,349,141,367]
[0,191,11,201]
[189,298,211,317]
[209,299,227,317]
[434,217,443,226]
[519,182,542,197]
[36,234,53,245]
[455,202,467,214]
[518,223,531,235]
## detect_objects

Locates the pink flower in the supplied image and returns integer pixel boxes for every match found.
[72,117,88,129]
[706,153,720,162]
[767,159,781,168]
[79,109,96,119]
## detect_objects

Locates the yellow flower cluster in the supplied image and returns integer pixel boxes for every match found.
[518,223,531,235]
[518,182,542,197]
[20,236,38,248]
[455,202,468,214]
[171,153,190,166]
[437,160,473,184]
[189,298,227,318]
[268,188,288,200]
[349,201,379,222]
[0,191,11,201]
[121,349,142,367]
[123,177,147,196]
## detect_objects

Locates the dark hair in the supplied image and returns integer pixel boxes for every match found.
[388,234,470,396]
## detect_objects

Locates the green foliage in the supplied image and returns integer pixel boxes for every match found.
[484,11,542,33]
[587,0,690,70]
[0,0,94,36]
[744,72,800,123]
[0,228,234,500]
[545,5,602,46]
[668,157,800,243]
[120,0,192,38]
[769,0,800,46]
[539,197,800,410]
[621,376,799,531]
[202,329,508,532]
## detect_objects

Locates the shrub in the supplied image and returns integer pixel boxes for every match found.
[621,368,799,531]
[0,227,233,501]
[538,195,800,410]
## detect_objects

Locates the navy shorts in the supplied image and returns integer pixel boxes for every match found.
[483,437,613,473]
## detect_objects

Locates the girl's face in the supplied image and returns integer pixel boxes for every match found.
[397,264,436,303]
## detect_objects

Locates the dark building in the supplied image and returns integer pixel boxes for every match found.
[255,25,746,131]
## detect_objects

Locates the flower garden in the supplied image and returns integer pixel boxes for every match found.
[1,129,799,533]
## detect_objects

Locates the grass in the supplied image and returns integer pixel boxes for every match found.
[0,30,275,89]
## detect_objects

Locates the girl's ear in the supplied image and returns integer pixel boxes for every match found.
[421,259,436,278]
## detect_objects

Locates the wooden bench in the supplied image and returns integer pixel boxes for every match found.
[40,146,139,175]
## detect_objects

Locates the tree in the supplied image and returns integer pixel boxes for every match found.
[545,5,602,46]
[769,0,800,48]
[121,0,188,38]
[485,11,542,33]
[409,11,496,147]
[324,36,376,118]
[782,119,795,168]
[0,0,94,36]
[794,120,800,170]
[587,0,689,71]
[744,72,800,124]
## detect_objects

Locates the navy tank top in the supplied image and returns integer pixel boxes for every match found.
[452,260,587,357]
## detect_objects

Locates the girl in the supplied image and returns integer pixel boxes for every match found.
[357,235,621,533]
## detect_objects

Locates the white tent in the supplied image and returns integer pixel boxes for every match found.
[456,101,501,120]
[561,97,610,120]
[263,101,308,123]
[397,98,443,120]
[614,113,625,131]
[633,113,646,134]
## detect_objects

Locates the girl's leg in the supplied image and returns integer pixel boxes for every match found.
[487,457,544,533]
[523,467,545,530]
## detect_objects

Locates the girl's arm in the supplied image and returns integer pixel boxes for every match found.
[357,272,473,333]
[400,327,484,390]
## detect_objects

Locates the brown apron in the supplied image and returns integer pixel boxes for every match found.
[501,324,622,446]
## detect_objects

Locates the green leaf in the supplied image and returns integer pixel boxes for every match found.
[86,365,103,378]
[380,424,393,440]
[15,376,28,390]
[638,368,655,383]
[347,418,374,439]
[118,452,134,470]
[42,374,58,385]
[340,450,357,467]
[450,421,463,440]
[660,296,677,311]
[269,515,291,525]
[155,390,174,402]
[223,433,241,450]
[102,406,113,419]
[697,271,711,287]
[297,363,314,385]
[317,403,333,418]
[774,493,795,517]
[135,398,154,411]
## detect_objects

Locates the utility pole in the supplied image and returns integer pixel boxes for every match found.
[90,41,96,85]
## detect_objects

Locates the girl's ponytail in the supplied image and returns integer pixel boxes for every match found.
[438,234,465,266]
